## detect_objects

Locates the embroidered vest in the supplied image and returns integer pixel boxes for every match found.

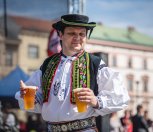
[40,51,102,103]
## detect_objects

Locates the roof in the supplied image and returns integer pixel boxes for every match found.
[1,15,153,47]
[9,15,54,32]
[0,66,29,97]
[0,16,21,39]
[91,24,153,47]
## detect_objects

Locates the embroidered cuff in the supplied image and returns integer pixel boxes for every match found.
[93,96,103,110]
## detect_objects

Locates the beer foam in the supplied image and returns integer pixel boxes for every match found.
[26,86,37,90]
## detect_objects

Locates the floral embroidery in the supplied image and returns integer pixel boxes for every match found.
[71,52,90,103]
[53,81,61,96]
[47,117,96,132]
[42,53,61,102]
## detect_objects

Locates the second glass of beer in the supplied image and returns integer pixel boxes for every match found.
[74,88,87,113]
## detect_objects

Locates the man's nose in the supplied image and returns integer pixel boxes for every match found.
[73,34,80,40]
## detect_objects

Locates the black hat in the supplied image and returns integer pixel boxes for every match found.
[52,14,96,38]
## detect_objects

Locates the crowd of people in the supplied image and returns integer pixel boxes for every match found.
[0,105,19,132]
[110,104,153,132]
[0,106,46,132]
[0,104,152,132]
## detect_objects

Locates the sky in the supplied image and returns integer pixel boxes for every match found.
[0,0,153,37]
[86,0,153,37]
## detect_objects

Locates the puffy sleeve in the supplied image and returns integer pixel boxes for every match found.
[94,60,130,116]
[15,69,43,113]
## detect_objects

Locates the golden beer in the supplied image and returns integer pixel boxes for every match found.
[24,86,36,110]
[74,88,87,113]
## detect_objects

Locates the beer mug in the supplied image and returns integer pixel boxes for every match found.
[23,86,37,110]
[73,88,87,113]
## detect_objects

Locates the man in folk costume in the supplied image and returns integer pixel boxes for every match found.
[15,14,130,132]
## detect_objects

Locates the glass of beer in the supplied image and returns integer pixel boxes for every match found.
[23,86,37,110]
[73,88,87,113]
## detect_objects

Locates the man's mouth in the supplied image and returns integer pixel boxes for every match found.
[72,43,80,45]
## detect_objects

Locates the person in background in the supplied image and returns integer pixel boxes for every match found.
[26,115,37,132]
[110,112,122,132]
[120,110,133,132]
[2,108,19,132]
[132,104,149,132]
[15,14,130,132]
[144,110,153,131]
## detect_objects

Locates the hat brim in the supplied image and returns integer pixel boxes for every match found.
[52,21,96,31]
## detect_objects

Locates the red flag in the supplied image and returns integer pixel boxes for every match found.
[47,29,62,56]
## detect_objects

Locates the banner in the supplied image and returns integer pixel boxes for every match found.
[47,29,61,56]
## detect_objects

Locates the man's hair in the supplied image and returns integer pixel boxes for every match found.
[60,26,66,34]
[137,104,143,112]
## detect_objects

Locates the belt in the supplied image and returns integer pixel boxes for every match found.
[47,116,97,132]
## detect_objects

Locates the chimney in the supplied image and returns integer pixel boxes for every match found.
[128,26,135,33]
[127,26,135,38]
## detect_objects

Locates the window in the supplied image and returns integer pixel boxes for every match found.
[127,79,133,91]
[143,59,147,70]
[128,58,132,68]
[28,45,39,59]
[5,50,13,66]
[127,74,134,91]
[142,75,149,92]
[143,81,148,92]
[112,55,117,67]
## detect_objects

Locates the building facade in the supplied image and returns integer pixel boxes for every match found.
[0,16,51,77]
[86,39,153,116]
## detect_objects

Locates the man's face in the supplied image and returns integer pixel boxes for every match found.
[60,26,87,56]
[140,107,144,115]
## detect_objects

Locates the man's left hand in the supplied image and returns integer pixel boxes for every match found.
[76,88,99,108]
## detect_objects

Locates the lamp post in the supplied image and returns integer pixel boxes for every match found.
[0,0,7,79]
[3,0,7,38]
